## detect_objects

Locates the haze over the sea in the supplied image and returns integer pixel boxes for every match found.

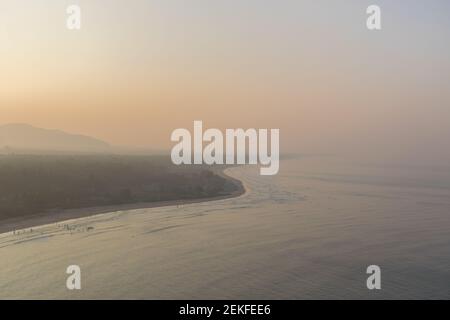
[1,0,450,166]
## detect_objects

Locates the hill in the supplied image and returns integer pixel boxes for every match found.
[0,123,110,153]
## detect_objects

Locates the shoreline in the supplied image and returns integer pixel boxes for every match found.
[0,167,247,235]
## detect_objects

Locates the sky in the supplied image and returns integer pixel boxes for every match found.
[1,0,450,164]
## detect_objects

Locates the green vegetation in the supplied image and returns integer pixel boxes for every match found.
[0,154,238,220]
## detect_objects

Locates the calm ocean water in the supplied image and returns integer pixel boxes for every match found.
[0,157,449,299]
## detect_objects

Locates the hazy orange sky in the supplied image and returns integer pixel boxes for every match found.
[1,0,450,164]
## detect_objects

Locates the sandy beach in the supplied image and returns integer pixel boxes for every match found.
[0,168,246,235]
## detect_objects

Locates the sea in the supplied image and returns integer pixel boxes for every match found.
[0,156,449,299]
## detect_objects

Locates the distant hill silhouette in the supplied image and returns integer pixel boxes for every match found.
[0,123,111,153]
